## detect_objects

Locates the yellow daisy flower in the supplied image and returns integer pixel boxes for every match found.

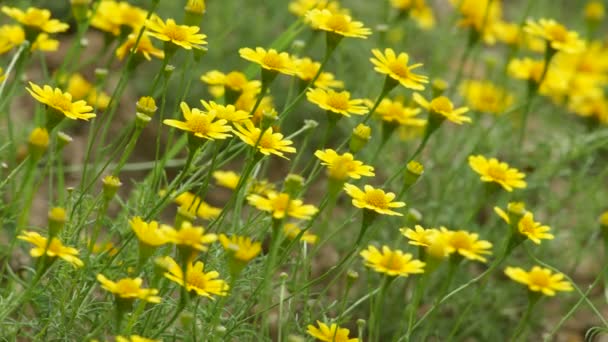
[460,80,514,115]
[158,256,229,298]
[307,321,359,342]
[305,9,371,39]
[289,0,343,17]
[212,170,240,189]
[116,34,165,61]
[247,191,318,220]
[146,15,207,50]
[468,155,527,192]
[173,191,221,220]
[370,48,429,90]
[233,120,296,158]
[442,228,493,263]
[517,212,554,244]
[219,234,262,263]
[413,93,471,124]
[96,274,161,303]
[115,335,159,342]
[374,97,425,126]
[360,245,425,277]
[504,266,573,296]
[507,58,546,83]
[17,231,83,268]
[294,57,344,89]
[1,6,69,34]
[91,1,147,35]
[200,100,250,123]
[585,1,605,21]
[524,18,585,54]
[400,225,440,247]
[314,149,374,181]
[200,70,261,94]
[27,82,95,121]
[283,223,318,244]
[306,88,367,117]
[163,221,218,252]
[493,202,527,224]
[343,184,405,216]
[449,0,502,44]
[239,47,297,76]
[163,102,232,140]
[129,217,170,247]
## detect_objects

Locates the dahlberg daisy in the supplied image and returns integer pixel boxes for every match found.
[307,88,367,117]
[504,266,573,296]
[468,155,527,192]
[343,183,405,216]
[146,15,207,51]
[360,245,425,277]
[17,231,84,267]
[524,18,585,54]
[314,149,375,181]
[370,48,429,91]
[233,120,296,158]
[163,102,232,140]
[27,82,95,127]
[96,274,161,303]
[305,9,371,39]
[307,320,359,342]
[247,191,319,220]
[159,256,229,298]
[413,92,471,124]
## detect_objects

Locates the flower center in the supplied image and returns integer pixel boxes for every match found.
[24,11,48,27]
[326,92,350,111]
[326,14,350,32]
[528,269,550,287]
[187,114,212,134]
[486,165,507,182]
[257,129,276,149]
[165,24,189,42]
[177,228,202,245]
[364,189,389,209]
[262,52,285,69]
[429,97,453,114]
[271,193,291,213]
[225,72,247,90]
[388,60,410,78]
[547,24,567,42]
[448,232,473,250]
[382,253,404,271]
[187,271,207,289]
[115,279,141,296]
[518,216,534,234]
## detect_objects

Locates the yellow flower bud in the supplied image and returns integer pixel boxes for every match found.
[350,124,371,153]
[48,207,67,237]
[585,1,605,21]
[28,128,49,159]
[102,175,122,200]
[136,96,157,117]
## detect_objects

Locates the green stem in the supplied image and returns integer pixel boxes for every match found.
[509,295,539,342]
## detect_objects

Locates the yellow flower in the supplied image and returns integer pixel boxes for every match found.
[306,88,367,117]
[360,245,425,277]
[413,93,471,124]
[370,48,428,90]
[314,149,374,181]
[219,234,262,263]
[449,0,502,44]
[507,58,545,83]
[374,97,425,126]
[289,0,343,17]
[411,4,436,30]
[173,191,221,220]
[239,47,297,76]
[460,80,514,115]
[116,34,165,61]
[517,212,554,244]
[28,127,49,150]
[129,217,170,247]
[96,274,161,303]
[1,6,69,33]
[163,102,232,140]
[247,191,318,220]
[66,73,111,110]
[524,18,585,54]
[493,202,527,224]
[305,9,371,39]
[343,184,405,216]
[91,1,147,35]
[283,223,318,244]
[17,231,84,267]
[294,57,344,89]
[116,335,159,342]
[400,225,439,247]
[585,1,605,21]
[146,15,207,50]
[442,228,493,263]
[307,321,359,342]
[200,70,261,94]
[163,221,218,252]
[468,155,527,192]
[200,100,250,123]
[493,21,522,46]
[158,256,229,298]
[233,120,296,158]
[27,82,95,121]
[212,170,240,189]
[504,266,573,296]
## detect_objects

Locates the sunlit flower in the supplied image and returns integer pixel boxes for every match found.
[360,245,425,277]
[66,73,110,110]
[163,221,218,252]
[400,225,440,247]
[158,256,229,298]
[468,155,527,192]
[343,184,405,216]
[1,6,69,34]
[374,97,425,126]
[289,0,343,17]
[283,223,318,244]
[219,234,262,263]
[413,93,471,124]
[305,9,371,38]
[91,1,147,35]
[233,120,296,158]
[460,80,514,115]
[146,15,207,50]
[212,170,240,189]
[27,82,95,121]
[239,47,297,76]
[517,212,554,244]
[17,231,84,267]
[96,274,161,303]
[173,191,221,220]
[507,58,546,83]
[130,217,170,247]
[585,1,605,21]
[163,102,232,140]
[200,70,261,94]
[247,191,318,220]
[314,149,374,180]
[505,266,573,296]
[494,202,527,224]
[370,48,428,90]
[442,228,493,263]
[449,0,502,44]
[116,34,165,61]
[524,18,585,54]
[200,100,250,123]
[115,335,159,342]
[294,57,344,89]
[307,88,367,117]
[307,321,359,342]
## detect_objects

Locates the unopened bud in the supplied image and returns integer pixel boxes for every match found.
[28,127,49,160]
[48,207,67,237]
[350,124,371,153]
[136,96,157,117]
[284,174,304,196]
[102,175,122,200]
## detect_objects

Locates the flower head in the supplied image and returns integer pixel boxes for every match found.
[239,47,297,76]
[233,120,296,158]
[360,245,425,277]
[247,191,318,220]
[307,321,359,342]
[400,225,440,247]
[130,217,170,247]
[116,336,159,342]
[2,6,69,33]
[219,234,262,263]
[163,102,232,140]
[200,100,250,123]
[171,191,221,220]
[18,231,83,267]
[294,57,344,89]
[505,266,573,296]
[289,0,343,17]
[370,48,428,90]
[524,18,585,54]
[468,155,527,192]
[442,228,493,263]
[307,88,367,117]
[96,274,161,303]
[163,221,218,252]
[517,212,554,244]
[460,80,514,115]
[146,16,207,50]
[91,1,147,35]
[314,149,374,180]
[507,58,546,83]
[27,82,95,121]
[413,93,471,124]
[305,9,371,38]
[283,223,318,244]
[201,70,261,94]
[374,97,425,126]
[116,34,165,61]
[158,256,229,298]
[343,184,405,216]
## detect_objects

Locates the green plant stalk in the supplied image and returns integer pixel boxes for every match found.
[419,259,458,340]
[509,294,539,342]
[112,124,144,176]
[401,273,428,341]
[369,276,393,342]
